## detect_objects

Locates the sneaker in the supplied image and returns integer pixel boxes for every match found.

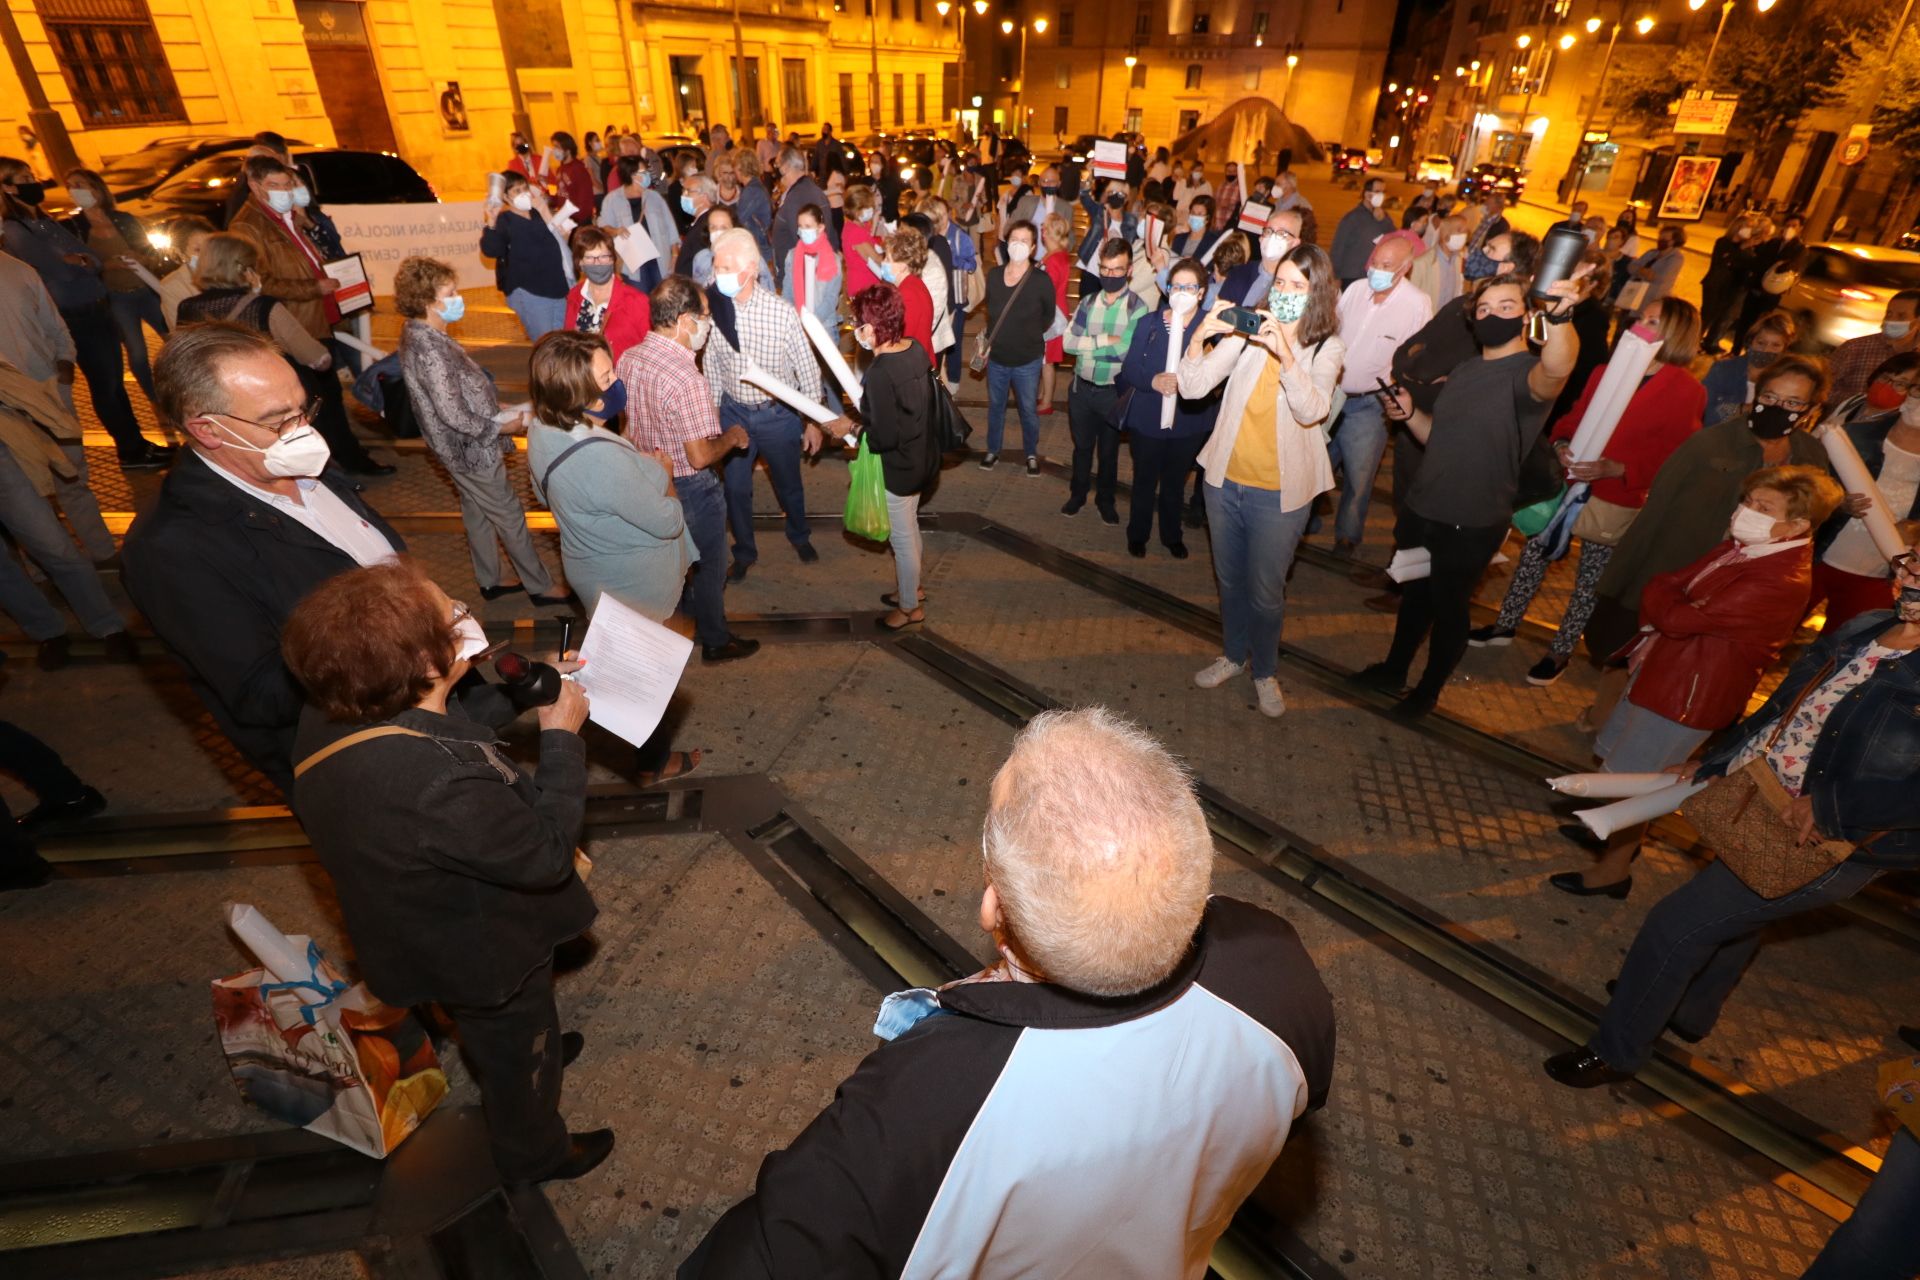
[1254,677,1286,718]
[1468,624,1517,648]
[1527,654,1570,686]
[979,453,999,471]
[1025,456,1041,477]
[1194,657,1244,689]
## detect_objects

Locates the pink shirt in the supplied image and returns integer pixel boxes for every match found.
[1334,277,1432,394]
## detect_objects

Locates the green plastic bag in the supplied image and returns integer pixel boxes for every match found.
[844,437,891,542]
[1512,489,1563,538]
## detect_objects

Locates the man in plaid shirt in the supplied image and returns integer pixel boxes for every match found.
[704,229,851,578]
[618,275,758,663]
[1061,239,1150,521]
[1826,290,1920,403]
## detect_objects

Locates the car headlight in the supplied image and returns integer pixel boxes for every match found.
[146,229,172,251]
[901,167,916,180]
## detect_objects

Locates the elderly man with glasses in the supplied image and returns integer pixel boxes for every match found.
[122,322,404,795]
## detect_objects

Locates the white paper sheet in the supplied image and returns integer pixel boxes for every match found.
[614,224,658,273]
[1160,310,1183,430]
[574,593,694,749]
[799,308,863,408]
[1092,139,1127,181]
[1574,781,1706,839]
[1236,201,1273,234]
[493,399,530,426]
[1199,233,1227,266]
[1547,771,1691,799]
[1386,547,1432,583]
[742,361,839,424]
[1818,418,1908,560]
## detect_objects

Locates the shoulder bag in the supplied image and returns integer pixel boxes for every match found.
[1760,260,1800,295]
[970,267,1039,377]
[1677,662,1873,899]
[538,433,624,495]
[1570,494,1639,547]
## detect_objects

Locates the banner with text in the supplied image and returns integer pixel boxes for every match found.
[324,202,492,296]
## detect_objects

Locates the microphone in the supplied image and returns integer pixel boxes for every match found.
[493,651,563,710]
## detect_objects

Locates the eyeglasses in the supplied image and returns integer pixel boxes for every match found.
[210,395,323,436]
[1168,283,1202,294]
[1755,390,1812,413]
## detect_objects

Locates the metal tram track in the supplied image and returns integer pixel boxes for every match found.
[881,624,1879,1220]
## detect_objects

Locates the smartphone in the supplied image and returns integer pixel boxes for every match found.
[1219,306,1264,336]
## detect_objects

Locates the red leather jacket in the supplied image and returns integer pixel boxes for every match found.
[565,278,651,363]
[1624,540,1815,729]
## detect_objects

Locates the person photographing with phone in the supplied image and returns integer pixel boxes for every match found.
[1355,266,1589,720]
[1176,243,1345,719]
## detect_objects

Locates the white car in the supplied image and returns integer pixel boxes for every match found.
[1409,154,1455,184]
[1780,243,1920,349]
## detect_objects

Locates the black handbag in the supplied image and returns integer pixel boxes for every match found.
[927,365,974,456]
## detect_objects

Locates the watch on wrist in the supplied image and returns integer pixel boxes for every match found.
[1540,307,1574,325]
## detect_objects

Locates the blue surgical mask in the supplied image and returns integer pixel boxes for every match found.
[1188,214,1206,232]
[1886,320,1914,341]
[878,261,897,283]
[1269,288,1308,324]
[438,294,465,323]
[715,271,743,298]
[587,377,627,422]
[1366,267,1397,293]
[292,185,312,209]
[266,189,295,214]
[799,226,820,245]
[638,172,653,189]
[680,195,696,215]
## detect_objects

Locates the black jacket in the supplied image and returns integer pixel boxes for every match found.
[770,175,828,286]
[121,456,404,794]
[861,344,936,495]
[291,701,596,1008]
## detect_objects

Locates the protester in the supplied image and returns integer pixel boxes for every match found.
[1173,160,1212,214]
[1619,226,1687,321]
[1220,208,1303,308]
[680,707,1334,1277]
[1117,256,1218,559]
[1546,538,1920,1089]
[1203,232,1250,310]
[544,132,595,216]
[981,219,1056,475]
[841,284,937,631]
[281,559,612,1184]
[1470,297,1707,684]
[1271,171,1317,245]
[565,226,651,361]
[1168,193,1221,262]
[840,182,883,297]
[1409,213,1468,310]
[155,215,214,327]
[1326,235,1432,557]
[1733,213,1807,347]
[704,229,849,578]
[1212,161,1243,234]
[596,156,672,289]
[123,324,403,793]
[1,156,172,468]
[617,276,755,663]
[927,195,979,391]
[1829,291,1920,404]
[231,157,340,348]
[1551,465,1842,897]
[882,226,945,369]
[770,147,828,286]
[1809,354,1920,632]
[1060,238,1150,523]
[1702,310,1796,427]
[730,147,775,264]
[1330,177,1393,288]
[0,720,108,891]
[394,256,567,607]
[672,173,725,277]
[780,203,840,329]
[1699,213,1767,354]
[1037,213,1073,415]
[902,212,954,364]
[60,167,167,401]
[868,149,905,223]
[1077,182,1135,299]
[483,171,573,340]
[1358,271,1585,719]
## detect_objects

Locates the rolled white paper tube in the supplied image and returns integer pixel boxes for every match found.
[1574,780,1707,839]
[1819,420,1909,561]
[1547,771,1689,799]
[226,903,329,1004]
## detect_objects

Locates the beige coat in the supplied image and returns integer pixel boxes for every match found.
[1180,330,1346,511]
[0,362,81,497]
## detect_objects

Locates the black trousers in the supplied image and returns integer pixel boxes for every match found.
[1383,512,1509,698]
[0,720,83,865]
[1066,378,1121,512]
[297,363,376,470]
[442,958,570,1181]
[61,302,148,459]
[1128,431,1205,547]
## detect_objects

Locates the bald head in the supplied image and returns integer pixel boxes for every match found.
[1368,235,1418,279]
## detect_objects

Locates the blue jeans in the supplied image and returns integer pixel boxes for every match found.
[1592,857,1882,1072]
[721,397,809,565]
[986,356,1041,459]
[108,287,167,401]
[1803,1127,1920,1280]
[1325,394,1388,547]
[676,469,731,648]
[0,446,125,641]
[1202,480,1312,681]
[506,289,568,341]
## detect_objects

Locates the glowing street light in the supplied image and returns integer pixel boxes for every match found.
[1002,16,1048,142]
[936,0,989,128]
[1586,15,1603,31]
[1635,14,1656,33]
[1559,32,1577,49]
[1516,32,1533,47]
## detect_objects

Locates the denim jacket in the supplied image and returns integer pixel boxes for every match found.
[1699,611,1920,868]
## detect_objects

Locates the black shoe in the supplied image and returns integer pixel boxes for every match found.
[528,592,576,608]
[1527,654,1571,686]
[1468,624,1516,648]
[560,1031,584,1067]
[118,445,175,471]
[795,543,819,564]
[1556,822,1606,854]
[1544,1046,1631,1088]
[1060,499,1084,517]
[346,459,398,477]
[702,636,761,663]
[532,1129,615,1182]
[1098,507,1119,526]
[726,561,752,584]
[978,453,998,471]
[478,584,525,602]
[36,637,72,672]
[0,852,54,892]
[1127,540,1146,558]
[1899,1026,1920,1053]
[101,632,139,664]
[1167,543,1190,560]
[1548,869,1631,899]
[1389,691,1438,721]
[1182,504,1206,529]
[21,786,105,830]
[1025,456,1041,477]
[1350,662,1407,694]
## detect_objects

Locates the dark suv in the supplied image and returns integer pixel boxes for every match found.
[119,147,437,229]
[90,135,315,204]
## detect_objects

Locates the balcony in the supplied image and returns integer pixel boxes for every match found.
[1166,30,1261,51]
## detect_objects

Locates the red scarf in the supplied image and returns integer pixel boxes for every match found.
[793,234,839,312]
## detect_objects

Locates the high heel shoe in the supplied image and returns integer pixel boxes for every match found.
[1548,870,1631,899]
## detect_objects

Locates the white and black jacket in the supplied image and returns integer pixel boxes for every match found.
[681,896,1336,1279]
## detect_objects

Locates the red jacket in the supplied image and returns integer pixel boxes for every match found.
[1625,539,1815,729]
[898,273,935,367]
[1549,362,1706,508]
[566,278,652,362]
[554,160,597,220]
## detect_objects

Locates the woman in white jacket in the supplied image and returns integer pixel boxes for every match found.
[1177,241,1346,718]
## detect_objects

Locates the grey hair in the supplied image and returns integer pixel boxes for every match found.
[983,707,1213,997]
[684,173,719,204]
[778,146,806,174]
[710,226,763,270]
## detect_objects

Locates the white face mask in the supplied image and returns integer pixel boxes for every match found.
[1366,191,1385,209]
[685,316,710,351]
[1261,233,1292,263]
[453,615,490,662]
[1445,233,1467,252]
[1168,290,1199,315]
[214,421,331,479]
[1007,240,1032,263]
[67,187,97,210]
[510,192,534,212]
[1728,503,1780,546]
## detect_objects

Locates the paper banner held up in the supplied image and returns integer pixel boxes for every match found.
[1237,202,1273,235]
[742,362,840,425]
[1091,139,1127,181]
[799,308,863,408]
[575,593,694,750]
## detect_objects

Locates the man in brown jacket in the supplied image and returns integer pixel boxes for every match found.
[230,156,339,342]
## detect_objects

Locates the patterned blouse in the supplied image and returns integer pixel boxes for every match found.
[1727,643,1907,795]
[397,319,507,477]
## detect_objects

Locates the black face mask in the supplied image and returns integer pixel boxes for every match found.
[1748,403,1800,439]
[12,181,44,207]
[1473,313,1526,348]
[513,142,530,156]
[1101,273,1129,294]
[1040,185,1059,196]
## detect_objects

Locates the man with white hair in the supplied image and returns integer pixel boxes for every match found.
[673,173,724,277]
[703,228,850,579]
[681,707,1336,1278]
[769,147,827,289]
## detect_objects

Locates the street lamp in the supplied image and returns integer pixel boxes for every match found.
[1122,54,1139,129]
[1283,52,1299,116]
[1516,33,1533,48]
[1690,0,1775,87]
[1002,15,1047,144]
[936,0,989,135]
[1561,8,1655,199]
[1586,16,1603,32]
[1559,32,1577,49]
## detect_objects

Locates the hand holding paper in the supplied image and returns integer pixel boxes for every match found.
[574,593,694,749]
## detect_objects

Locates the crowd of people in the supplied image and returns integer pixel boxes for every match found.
[2,117,1919,1277]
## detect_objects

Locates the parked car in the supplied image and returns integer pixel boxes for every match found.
[87,135,314,205]
[1408,154,1456,184]
[1779,242,1920,350]
[1332,146,1369,179]
[1459,163,1526,198]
